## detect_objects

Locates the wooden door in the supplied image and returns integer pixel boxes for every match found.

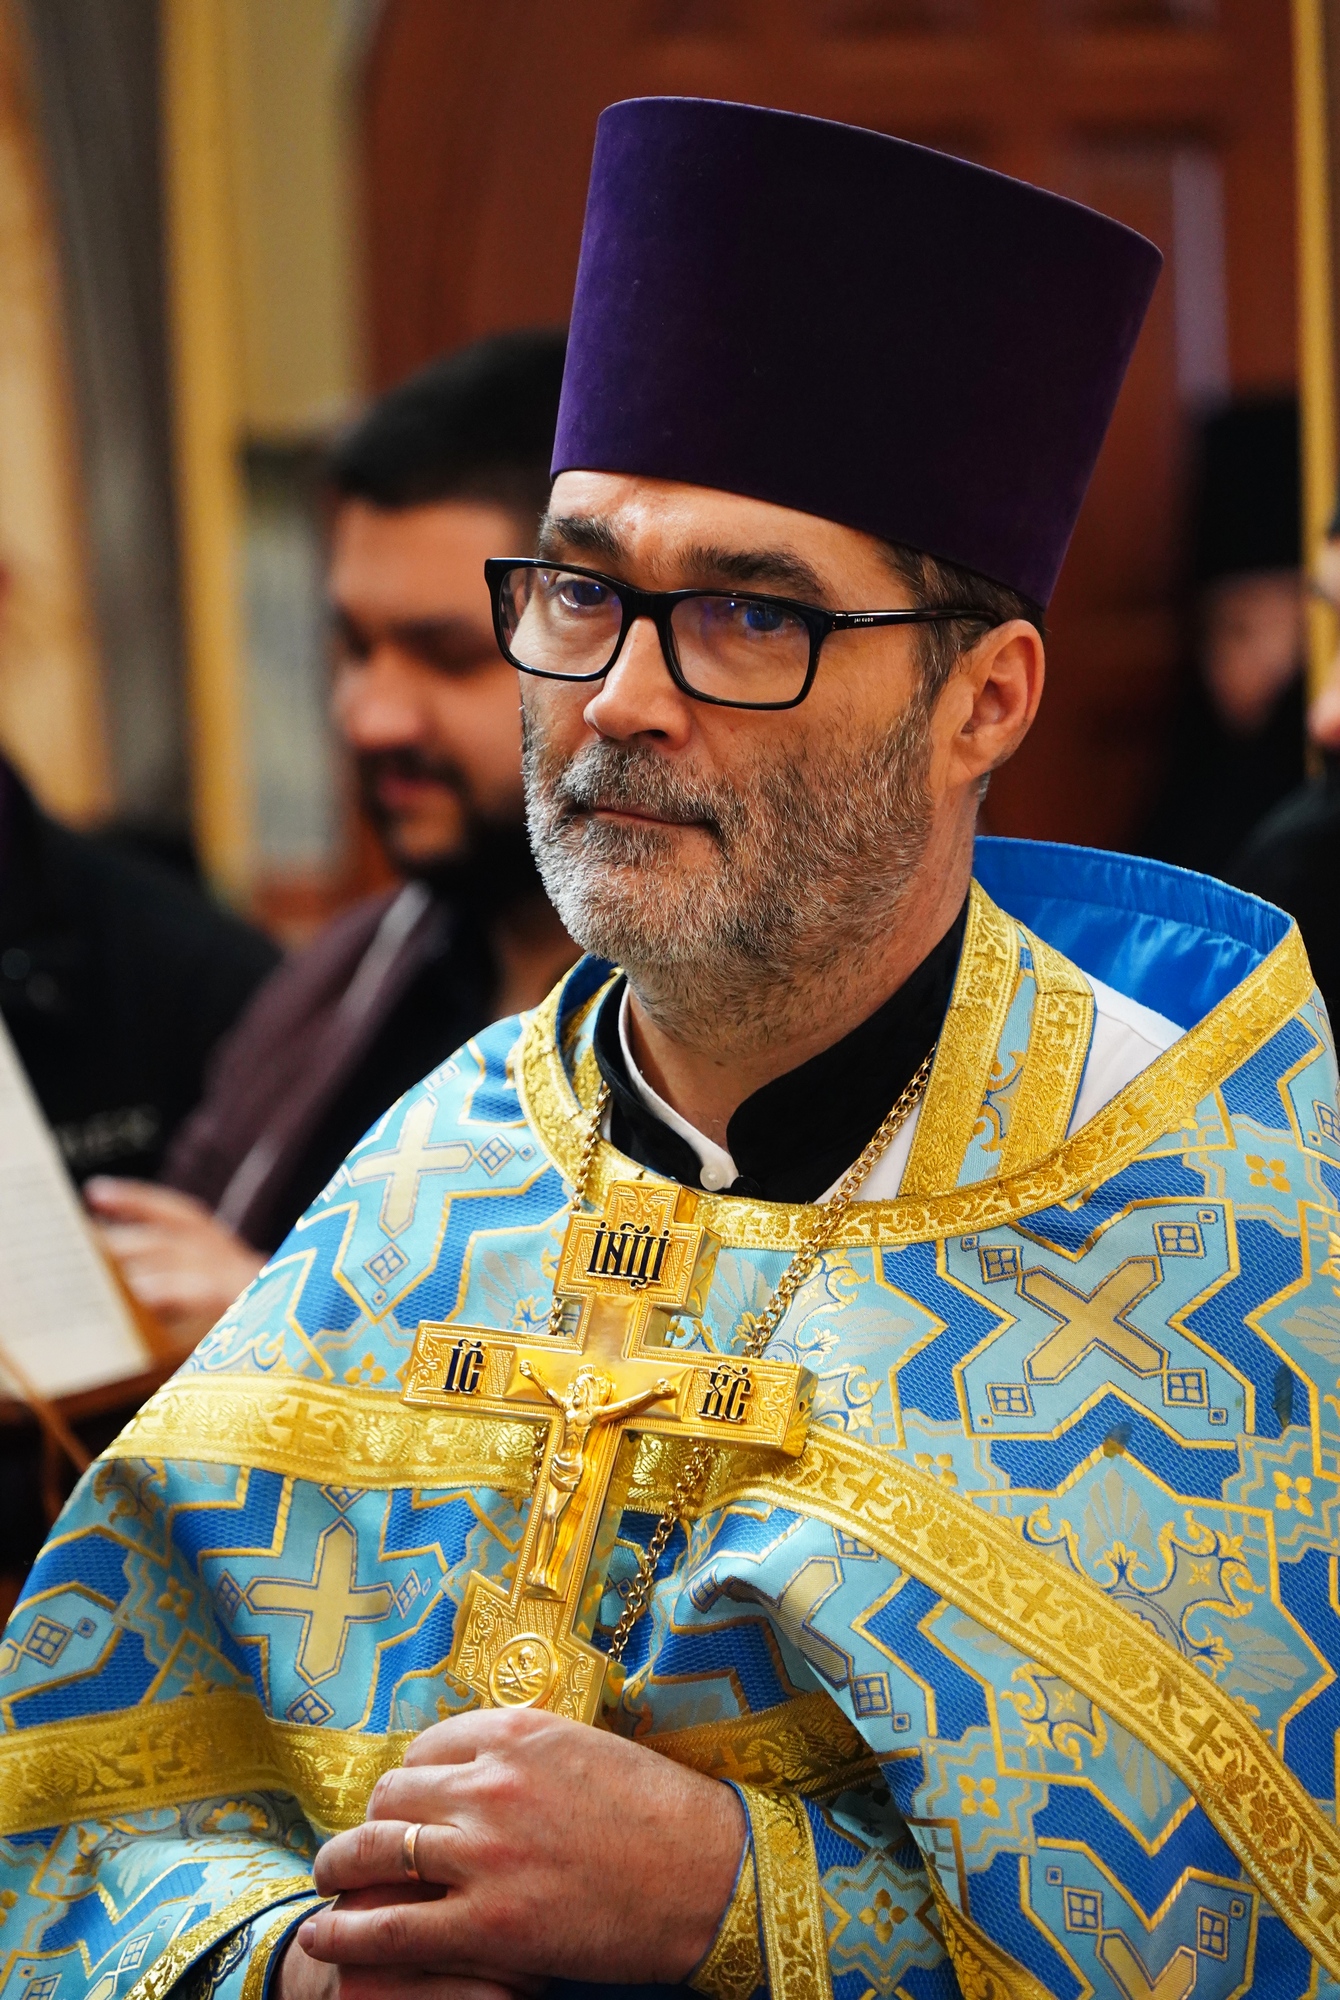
[362,0,1296,849]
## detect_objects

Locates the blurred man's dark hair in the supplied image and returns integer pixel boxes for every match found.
[88,331,576,1415]
[327,328,567,526]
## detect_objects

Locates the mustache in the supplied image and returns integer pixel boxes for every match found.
[547,742,743,845]
[357,748,469,801]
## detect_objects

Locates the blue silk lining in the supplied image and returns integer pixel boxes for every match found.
[974,837,1291,1032]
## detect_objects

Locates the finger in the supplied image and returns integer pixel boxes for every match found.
[313,1819,465,1895]
[92,1223,166,1257]
[366,1765,472,1823]
[85,1179,207,1223]
[84,1176,153,1217]
[321,1955,540,2000]
[402,1706,546,1768]
[298,1892,474,1968]
[286,1921,544,2000]
[335,1973,538,2000]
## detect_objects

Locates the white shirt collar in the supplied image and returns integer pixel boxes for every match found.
[617,985,739,1192]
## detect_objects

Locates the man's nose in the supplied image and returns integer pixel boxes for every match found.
[582,616,694,746]
[335,645,431,750]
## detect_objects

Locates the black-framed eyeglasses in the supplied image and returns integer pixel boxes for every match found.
[485,557,984,711]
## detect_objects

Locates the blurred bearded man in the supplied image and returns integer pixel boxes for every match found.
[7,103,1339,2000]
[88,331,575,1337]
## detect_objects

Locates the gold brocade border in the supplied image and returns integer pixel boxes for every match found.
[0,1677,871,1843]
[689,1845,764,2000]
[122,1876,315,2000]
[0,1687,412,1837]
[97,1372,748,1515]
[930,1880,1056,2000]
[241,1896,326,2000]
[740,1782,835,2000]
[518,918,1313,1247]
[901,882,1019,1196]
[642,1689,880,1795]
[709,1428,1340,1980]
[108,1373,538,1495]
[997,927,1095,1180]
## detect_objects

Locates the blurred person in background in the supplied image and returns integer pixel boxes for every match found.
[0,595,278,1184]
[87,330,576,1342]
[1230,502,1340,1023]
[1140,397,1305,875]
[0,566,279,1596]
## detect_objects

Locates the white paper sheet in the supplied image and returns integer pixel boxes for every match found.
[0,1013,149,1399]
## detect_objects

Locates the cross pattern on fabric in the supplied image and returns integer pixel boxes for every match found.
[347,1095,471,1236]
[1021,1258,1165,1383]
[245,1519,394,1684]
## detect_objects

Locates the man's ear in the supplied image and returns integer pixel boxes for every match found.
[939,619,1045,786]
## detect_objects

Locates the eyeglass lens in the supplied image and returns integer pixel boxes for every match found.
[497,566,812,704]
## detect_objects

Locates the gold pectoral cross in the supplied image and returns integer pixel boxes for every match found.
[402,1180,814,1725]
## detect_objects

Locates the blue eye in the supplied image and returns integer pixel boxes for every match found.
[553,575,612,612]
[738,599,788,634]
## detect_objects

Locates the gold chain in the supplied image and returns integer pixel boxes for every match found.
[536,1045,936,1665]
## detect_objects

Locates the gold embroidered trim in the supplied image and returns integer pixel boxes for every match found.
[711,1428,1340,1979]
[901,881,1019,1196]
[96,1370,728,1516]
[644,1689,879,1796]
[930,1879,1055,2000]
[740,1782,835,2000]
[105,1375,721,1516]
[0,1679,872,1850]
[519,919,1311,1250]
[0,1688,412,1837]
[122,1877,315,2000]
[689,1844,763,2000]
[996,927,1094,1179]
[241,1896,326,2000]
[108,1373,537,1495]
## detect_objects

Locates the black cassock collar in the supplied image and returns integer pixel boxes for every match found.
[591,898,967,1205]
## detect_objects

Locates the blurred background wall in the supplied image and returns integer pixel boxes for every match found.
[0,0,1300,930]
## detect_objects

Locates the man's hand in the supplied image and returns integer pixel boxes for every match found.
[85,1178,265,1344]
[296,1707,747,1987]
[275,1888,536,2000]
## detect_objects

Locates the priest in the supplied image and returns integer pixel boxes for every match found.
[3,100,1338,2000]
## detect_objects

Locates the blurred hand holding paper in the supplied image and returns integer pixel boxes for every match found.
[0,1012,149,1402]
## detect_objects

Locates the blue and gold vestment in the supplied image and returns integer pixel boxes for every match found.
[3,837,1340,2000]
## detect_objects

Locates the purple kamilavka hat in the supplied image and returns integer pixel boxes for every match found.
[552,99,1162,608]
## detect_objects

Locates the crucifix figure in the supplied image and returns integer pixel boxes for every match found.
[403,1179,814,1724]
[518,1359,675,1597]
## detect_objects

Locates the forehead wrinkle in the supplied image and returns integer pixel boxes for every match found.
[536,515,830,602]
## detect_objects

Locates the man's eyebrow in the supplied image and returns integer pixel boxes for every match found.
[535,519,829,601]
[329,607,492,648]
[536,513,624,563]
[393,615,492,644]
[677,543,829,601]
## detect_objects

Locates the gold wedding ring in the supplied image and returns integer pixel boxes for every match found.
[402,1821,423,1882]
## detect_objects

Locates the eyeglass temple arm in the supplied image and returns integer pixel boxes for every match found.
[829,606,988,630]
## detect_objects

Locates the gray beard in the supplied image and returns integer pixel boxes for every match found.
[522,700,934,1054]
